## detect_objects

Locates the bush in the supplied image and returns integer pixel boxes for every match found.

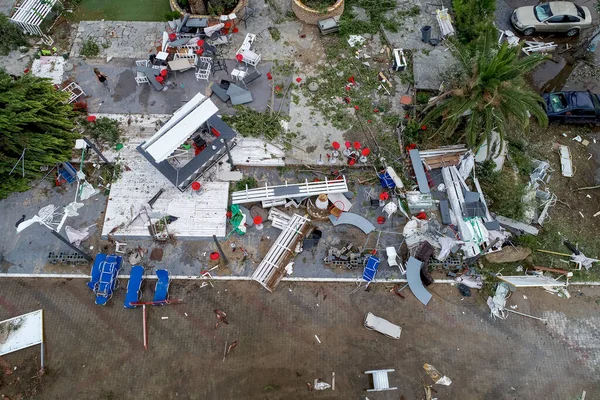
[0,14,27,56]
[452,0,495,43]
[84,117,122,146]
[164,11,182,21]
[80,39,99,57]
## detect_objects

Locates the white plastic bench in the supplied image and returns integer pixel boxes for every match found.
[365,369,397,392]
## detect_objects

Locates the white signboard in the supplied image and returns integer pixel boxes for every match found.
[0,310,43,356]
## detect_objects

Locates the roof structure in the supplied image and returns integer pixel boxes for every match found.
[138,94,237,191]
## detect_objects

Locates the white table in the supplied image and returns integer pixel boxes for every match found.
[156,51,169,61]
[231,68,247,81]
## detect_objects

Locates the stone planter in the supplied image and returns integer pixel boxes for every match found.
[292,0,344,25]
[170,0,247,22]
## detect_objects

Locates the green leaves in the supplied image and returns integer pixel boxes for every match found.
[0,14,27,56]
[422,27,548,151]
[0,71,77,198]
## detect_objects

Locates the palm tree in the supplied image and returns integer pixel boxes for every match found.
[421,26,549,151]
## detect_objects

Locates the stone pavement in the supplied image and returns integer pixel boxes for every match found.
[0,0,13,16]
[0,280,597,399]
[70,21,165,59]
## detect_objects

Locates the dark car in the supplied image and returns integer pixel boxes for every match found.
[543,91,600,125]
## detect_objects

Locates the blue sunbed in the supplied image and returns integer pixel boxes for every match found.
[362,255,380,284]
[153,269,170,303]
[87,253,107,290]
[94,255,122,305]
[124,265,145,309]
[58,162,78,184]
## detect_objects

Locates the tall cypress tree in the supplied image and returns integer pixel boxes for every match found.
[0,70,77,199]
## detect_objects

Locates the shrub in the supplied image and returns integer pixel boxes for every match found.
[164,11,182,21]
[80,39,99,57]
[84,117,122,146]
[0,14,27,56]
[452,0,495,43]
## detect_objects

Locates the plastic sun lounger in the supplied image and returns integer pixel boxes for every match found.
[87,253,107,290]
[153,269,170,303]
[362,255,380,283]
[124,266,145,308]
[94,255,122,306]
[364,312,402,339]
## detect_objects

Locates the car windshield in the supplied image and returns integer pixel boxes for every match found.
[575,4,586,19]
[549,93,568,113]
[534,4,553,21]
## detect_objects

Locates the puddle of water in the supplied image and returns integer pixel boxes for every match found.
[111,70,135,102]
[531,56,576,93]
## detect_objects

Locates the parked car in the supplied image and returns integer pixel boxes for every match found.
[543,91,600,125]
[511,1,592,37]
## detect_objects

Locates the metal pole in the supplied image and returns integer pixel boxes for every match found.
[505,308,547,322]
[223,138,234,169]
[143,305,148,350]
[50,230,93,261]
[40,309,45,372]
[82,137,110,164]
[9,148,26,177]
[212,235,229,265]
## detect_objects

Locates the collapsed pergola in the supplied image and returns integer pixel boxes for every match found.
[10,0,60,45]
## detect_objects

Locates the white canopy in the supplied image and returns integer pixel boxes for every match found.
[142,93,219,163]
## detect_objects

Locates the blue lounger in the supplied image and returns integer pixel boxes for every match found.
[124,266,145,308]
[87,253,107,290]
[94,255,122,306]
[362,255,380,283]
[153,269,170,303]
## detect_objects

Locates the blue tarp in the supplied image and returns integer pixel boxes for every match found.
[378,171,396,188]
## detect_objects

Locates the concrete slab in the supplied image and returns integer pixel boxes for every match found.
[100,125,229,239]
[413,47,457,90]
[66,58,286,115]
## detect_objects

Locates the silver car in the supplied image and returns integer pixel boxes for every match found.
[511,1,592,37]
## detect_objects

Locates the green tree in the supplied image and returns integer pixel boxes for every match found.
[452,0,495,44]
[0,70,77,199]
[421,27,549,151]
[0,14,27,56]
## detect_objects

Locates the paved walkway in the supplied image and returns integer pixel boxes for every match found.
[0,280,597,399]
[0,0,13,16]
[70,21,165,59]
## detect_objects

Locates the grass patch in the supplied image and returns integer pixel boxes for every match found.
[73,0,171,21]
[478,160,527,220]
[268,27,281,41]
[234,176,258,191]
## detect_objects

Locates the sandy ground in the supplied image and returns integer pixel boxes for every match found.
[0,279,598,399]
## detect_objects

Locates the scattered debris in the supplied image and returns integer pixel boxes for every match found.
[423,363,452,386]
[313,379,331,390]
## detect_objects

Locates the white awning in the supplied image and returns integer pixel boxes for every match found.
[144,93,219,163]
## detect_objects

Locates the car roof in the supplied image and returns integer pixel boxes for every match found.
[567,91,594,109]
[549,1,577,16]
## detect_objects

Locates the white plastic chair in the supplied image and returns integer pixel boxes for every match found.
[135,72,149,86]
[195,57,212,81]
[386,247,405,275]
